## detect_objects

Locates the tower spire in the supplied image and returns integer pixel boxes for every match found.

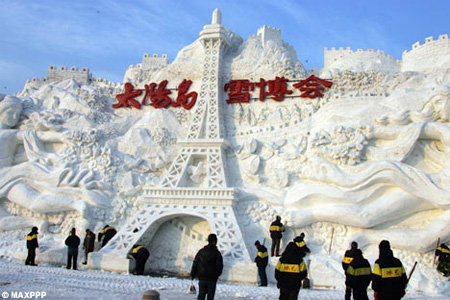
[212,8,222,25]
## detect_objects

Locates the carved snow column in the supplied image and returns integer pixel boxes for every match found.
[97,10,250,266]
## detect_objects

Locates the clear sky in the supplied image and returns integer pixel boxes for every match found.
[0,0,449,94]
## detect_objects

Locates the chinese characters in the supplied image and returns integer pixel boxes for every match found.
[224,75,332,103]
[113,80,198,110]
[112,75,333,110]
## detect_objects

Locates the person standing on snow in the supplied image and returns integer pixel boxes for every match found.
[346,249,372,300]
[270,215,285,256]
[25,226,39,266]
[275,241,308,299]
[254,240,268,287]
[128,244,150,275]
[342,241,360,300]
[82,229,95,265]
[372,240,407,300]
[190,233,223,300]
[98,225,117,248]
[65,228,81,270]
[435,243,450,276]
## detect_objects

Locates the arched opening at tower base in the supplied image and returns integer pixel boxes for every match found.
[136,215,211,276]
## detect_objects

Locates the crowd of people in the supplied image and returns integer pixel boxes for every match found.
[24,215,450,300]
[25,225,122,270]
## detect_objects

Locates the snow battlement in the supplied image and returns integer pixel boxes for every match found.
[47,65,93,85]
[323,46,400,74]
[93,78,123,88]
[127,53,169,71]
[141,53,169,70]
[401,34,450,72]
[24,65,93,88]
[324,47,396,68]
[254,25,282,46]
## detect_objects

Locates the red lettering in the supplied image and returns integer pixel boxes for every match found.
[256,76,292,101]
[173,79,198,110]
[293,75,333,99]
[224,80,255,103]
[142,80,172,109]
[113,82,143,109]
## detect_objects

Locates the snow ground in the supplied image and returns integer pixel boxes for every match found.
[0,258,448,300]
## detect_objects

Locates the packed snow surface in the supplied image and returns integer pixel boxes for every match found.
[0,258,448,300]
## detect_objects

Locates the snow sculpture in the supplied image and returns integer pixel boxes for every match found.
[0,96,110,221]
[284,88,450,252]
[1,8,450,294]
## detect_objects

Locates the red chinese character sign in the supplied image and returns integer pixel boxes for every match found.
[112,80,198,110]
[223,75,332,103]
[112,76,332,110]
[224,80,255,103]
[113,82,143,109]
[293,75,333,99]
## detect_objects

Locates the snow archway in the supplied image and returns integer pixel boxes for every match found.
[137,214,211,275]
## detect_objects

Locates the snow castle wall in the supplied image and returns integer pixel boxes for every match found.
[401,34,450,72]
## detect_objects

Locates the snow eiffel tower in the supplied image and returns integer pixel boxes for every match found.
[90,9,250,272]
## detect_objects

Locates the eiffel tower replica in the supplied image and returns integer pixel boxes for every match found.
[94,9,250,270]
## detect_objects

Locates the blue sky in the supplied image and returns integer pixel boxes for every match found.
[0,0,448,94]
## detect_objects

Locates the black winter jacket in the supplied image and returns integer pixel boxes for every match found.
[435,244,450,263]
[269,220,285,239]
[131,245,150,260]
[372,249,407,299]
[254,245,269,267]
[83,232,96,252]
[65,234,81,255]
[275,242,307,290]
[191,244,223,281]
[342,247,360,272]
[26,231,39,249]
[346,255,372,290]
[98,226,117,246]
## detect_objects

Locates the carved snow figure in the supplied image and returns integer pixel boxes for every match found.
[0,96,110,220]
[283,88,450,252]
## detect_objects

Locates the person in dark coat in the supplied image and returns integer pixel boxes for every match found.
[254,240,268,286]
[190,233,223,300]
[98,225,117,248]
[65,228,81,270]
[343,241,360,300]
[82,229,95,265]
[270,215,285,256]
[372,240,407,300]
[435,243,450,276]
[25,226,39,266]
[293,233,310,257]
[129,244,150,275]
[346,249,372,300]
[275,241,308,300]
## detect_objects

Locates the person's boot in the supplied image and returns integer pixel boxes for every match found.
[276,251,280,257]
[271,251,274,256]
